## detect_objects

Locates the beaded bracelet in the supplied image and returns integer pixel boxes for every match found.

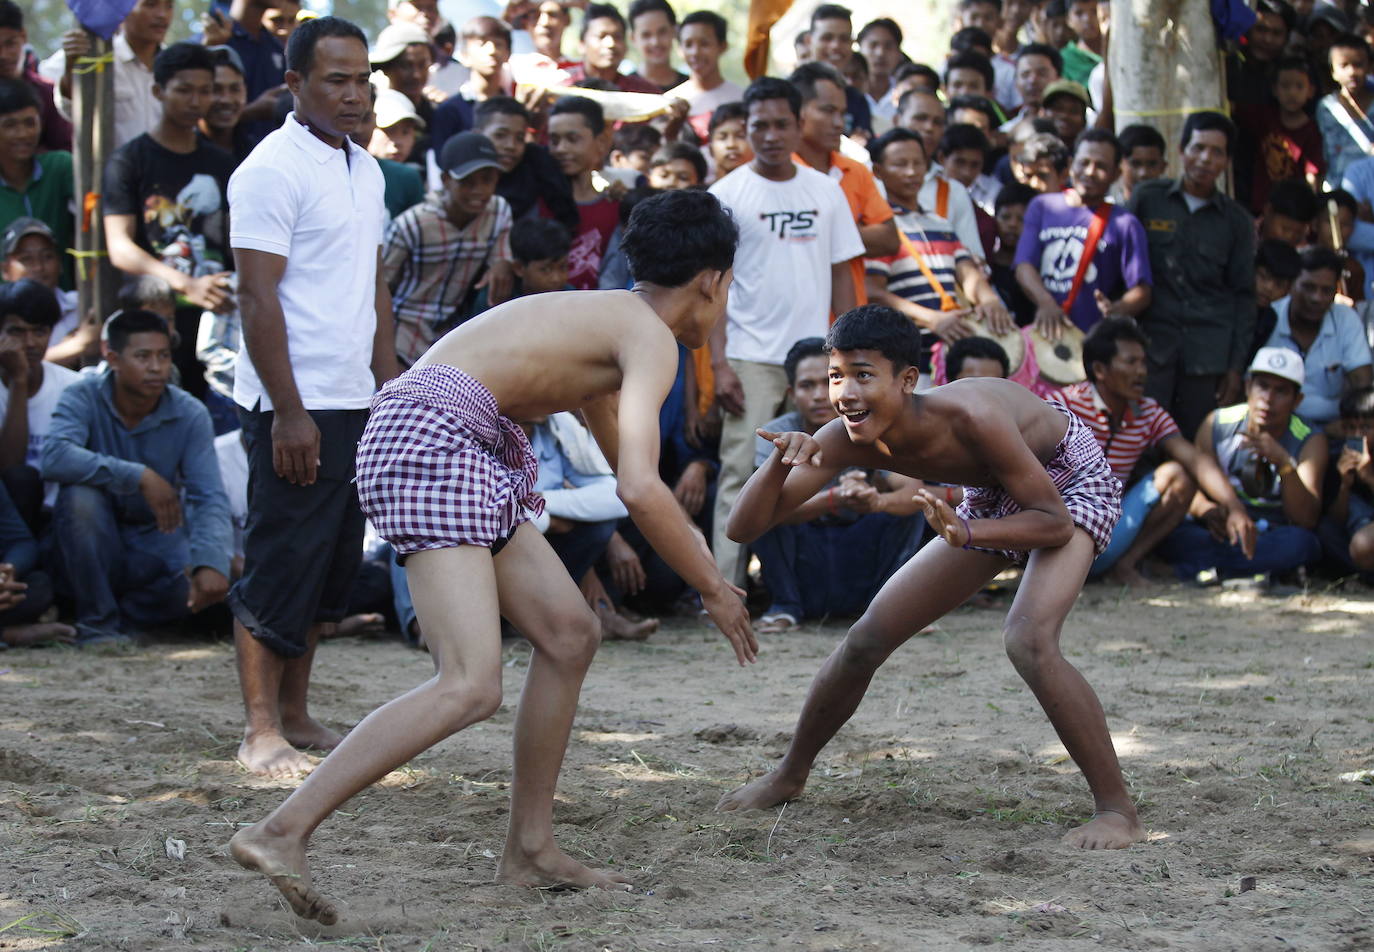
[959,515,973,550]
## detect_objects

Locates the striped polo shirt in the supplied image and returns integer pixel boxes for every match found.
[865,206,969,313]
[1057,381,1180,481]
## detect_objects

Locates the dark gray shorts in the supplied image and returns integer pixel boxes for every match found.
[227,404,368,658]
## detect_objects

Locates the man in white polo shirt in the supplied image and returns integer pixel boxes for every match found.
[226,15,399,778]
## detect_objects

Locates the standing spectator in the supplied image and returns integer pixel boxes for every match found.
[563,4,660,93]
[628,0,685,92]
[546,95,618,290]
[1014,130,1071,193]
[213,0,288,142]
[989,182,1039,326]
[1040,78,1089,146]
[369,21,436,159]
[385,132,513,368]
[1016,129,1152,340]
[706,101,751,182]
[707,77,862,586]
[668,12,742,142]
[934,123,1000,253]
[0,1,71,152]
[944,50,997,104]
[226,16,398,777]
[951,4,1019,109]
[1228,0,1295,109]
[473,97,577,229]
[1004,42,1062,132]
[0,81,74,289]
[1110,123,1166,204]
[1235,57,1323,214]
[1060,0,1104,85]
[103,42,237,402]
[55,0,169,148]
[895,89,985,257]
[1263,247,1373,427]
[806,4,872,137]
[1312,188,1364,302]
[1130,111,1255,442]
[42,309,231,645]
[1316,33,1374,189]
[857,17,904,123]
[429,16,515,160]
[199,47,254,166]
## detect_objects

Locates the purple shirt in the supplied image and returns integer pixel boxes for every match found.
[1013,193,1152,332]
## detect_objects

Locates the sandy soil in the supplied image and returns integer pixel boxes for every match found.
[2,582,1373,951]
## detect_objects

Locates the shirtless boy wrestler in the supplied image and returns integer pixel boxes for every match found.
[230,189,756,923]
[719,304,1145,850]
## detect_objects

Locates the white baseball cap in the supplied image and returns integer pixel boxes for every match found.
[374,88,426,130]
[370,22,431,65]
[1248,346,1305,389]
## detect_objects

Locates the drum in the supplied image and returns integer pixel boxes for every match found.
[1030,324,1087,386]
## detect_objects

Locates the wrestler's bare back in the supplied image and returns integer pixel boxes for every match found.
[413,290,682,420]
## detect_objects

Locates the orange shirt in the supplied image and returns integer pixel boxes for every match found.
[793,150,894,310]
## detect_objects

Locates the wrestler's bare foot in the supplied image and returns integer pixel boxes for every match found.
[716,767,808,811]
[496,843,633,891]
[1105,562,1154,590]
[1062,809,1146,850]
[596,601,657,641]
[230,823,339,924]
[282,715,343,752]
[238,730,315,779]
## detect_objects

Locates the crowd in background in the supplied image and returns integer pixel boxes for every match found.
[3,0,1374,650]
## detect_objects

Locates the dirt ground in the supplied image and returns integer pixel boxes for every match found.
[2,581,1373,951]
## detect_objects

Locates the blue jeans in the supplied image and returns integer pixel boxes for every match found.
[753,512,921,621]
[203,388,241,436]
[1159,519,1322,580]
[1090,475,1161,576]
[51,485,191,642]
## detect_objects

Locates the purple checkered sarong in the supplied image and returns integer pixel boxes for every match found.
[356,364,544,559]
[956,402,1122,564]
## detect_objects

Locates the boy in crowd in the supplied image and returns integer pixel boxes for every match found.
[670,11,742,141]
[1228,0,1294,109]
[949,24,1017,112]
[564,3,661,93]
[352,84,426,220]
[1312,188,1364,302]
[1250,238,1301,366]
[707,102,751,182]
[806,4,872,137]
[368,89,426,166]
[230,189,754,919]
[1159,347,1325,583]
[1014,132,1070,193]
[1258,177,1318,249]
[0,80,75,289]
[1235,57,1323,214]
[720,304,1143,852]
[1016,129,1152,341]
[947,335,1011,380]
[628,0,685,92]
[989,182,1040,327]
[42,309,231,645]
[1317,33,1374,189]
[750,336,922,634]
[607,123,662,179]
[1109,124,1166,205]
[385,132,514,368]
[937,123,1000,216]
[546,95,620,290]
[0,219,91,368]
[895,89,985,259]
[473,97,577,229]
[707,77,863,586]
[857,17,903,122]
[0,1,71,152]
[647,142,706,190]
[1325,387,1374,573]
[1061,0,1104,85]
[199,47,253,166]
[476,216,571,310]
[1006,43,1062,132]
[1041,79,1090,147]
[429,15,514,159]
[369,22,435,151]
[944,50,997,104]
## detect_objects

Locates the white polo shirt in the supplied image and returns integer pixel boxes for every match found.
[228,114,387,412]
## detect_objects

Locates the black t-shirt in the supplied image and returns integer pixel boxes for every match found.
[501,143,579,231]
[103,133,237,275]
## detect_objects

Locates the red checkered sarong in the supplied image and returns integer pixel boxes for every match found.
[956,402,1121,564]
[356,364,544,559]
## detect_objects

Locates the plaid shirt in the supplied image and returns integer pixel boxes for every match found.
[383,192,512,367]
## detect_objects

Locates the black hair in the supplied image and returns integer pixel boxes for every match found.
[1328,32,1371,64]
[1082,317,1149,383]
[583,2,627,36]
[1273,55,1313,82]
[116,274,176,312]
[959,0,1002,9]
[945,50,995,90]
[0,279,60,331]
[286,15,368,76]
[826,304,922,370]
[612,121,662,156]
[1255,238,1301,281]
[743,76,802,119]
[950,27,995,56]
[708,100,747,133]
[1265,177,1319,223]
[680,10,727,43]
[1256,0,1296,32]
[867,126,926,164]
[650,141,707,183]
[0,0,21,32]
[810,4,853,30]
[1015,42,1063,76]
[1074,126,1122,165]
[0,77,39,118]
[1117,122,1165,158]
[208,47,246,78]
[948,336,1010,379]
[892,61,941,91]
[1298,245,1345,279]
[995,181,1039,211]
[153,42,217,87]
[858,17,902,47]
[461,15,512,47]
[434,21,457,48]
[948,94,1002,129]
[897,86,942,116]
[474,95,529,127]
[847,50,869,78]
[938,122,990,159]
[549,94,606,136]
[1179,110,1236,155]
[784,336,827,385]
[628,0,676,28]
[574,76,619,92]
[510,217,572,263]
[106,309,172,352]
[621,189,737,286]
[1020,132,1070,171]
[1339,386,1374,419]
[788,60,847,103]
[1325,187,1358,217]
[1045,0,1069,16]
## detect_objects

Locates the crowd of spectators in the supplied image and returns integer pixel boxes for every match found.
[4,0,1374,653]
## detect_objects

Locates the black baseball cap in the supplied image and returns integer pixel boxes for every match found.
[440,132,504,180]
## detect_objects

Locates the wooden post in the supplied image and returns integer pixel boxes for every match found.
[71,29,117,329]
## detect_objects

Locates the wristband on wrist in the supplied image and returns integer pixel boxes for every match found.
[959,515,974,549]
[1277,458,1297,478]
[827,486,837,515]
[943,485,956,504]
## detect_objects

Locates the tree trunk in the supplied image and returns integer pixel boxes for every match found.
[72,30,117,334]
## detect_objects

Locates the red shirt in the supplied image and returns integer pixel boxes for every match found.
[1238,104,1325,213]
[560,196,620,290]
[1057,382,1181,481]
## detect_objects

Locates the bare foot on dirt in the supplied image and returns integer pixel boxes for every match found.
[238,730,315,779]
[496,844,633,891]
[596,601,657,641]
[716,768,807,811]
[333,613,386,639]
[1062,810,1146,850]
[282,716,343,752]
[230,823,339,924]
[1,622,77,647]
[1105,563,1155,590]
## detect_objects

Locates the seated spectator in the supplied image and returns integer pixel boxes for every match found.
[751,337,922,633]
[706,101,750,182]
[0,80,75,290]
[937,122,1000,215]
[1111,123,1166,204]
[545,95,619,289]
[1159,347,1326,584]
[1062,318,1255,587]
[607,122,661,180]
[1258,176,1318,248]
[474,216,570,312]
[199,46,253,166]
[628,0,686,92]
[41,310,231,645]
[352,84,425,220]
[563,3,661,93]
[947,335,1010,380]
[1312,187,1365,302]
[54,0,166,149]
[0,280,80,529]
[1235,56,1323,214]
[369,21,436,162]
[988,182,1039,326]
[0,479,72,647]
[0,219,89,367]
[474,97,578,229]
[1016,129,1152,340]
[670,11,742,140]
[647,142,706,190]
[429,15,515,160]
[0,1,71,152]
[1322,386,1374,573]
[385,132,513,368]
[1014,131,1070,193]
[1263,247,1373,428]
[1251,238,1302,363]
[1317,33,1374,189]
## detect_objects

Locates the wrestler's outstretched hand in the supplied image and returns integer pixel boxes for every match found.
[702,582,758,666]
[758,429,823,467]
[916,488,972,548]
